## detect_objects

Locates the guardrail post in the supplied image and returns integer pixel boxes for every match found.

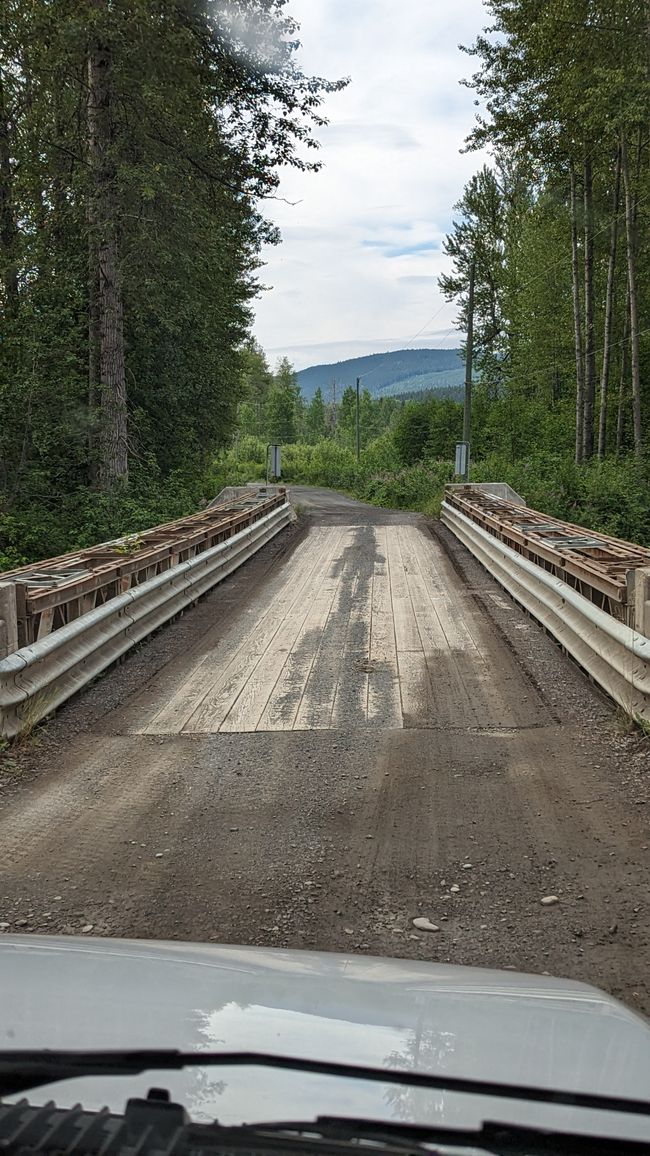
[633,567,650,638]
[0,583,19,658]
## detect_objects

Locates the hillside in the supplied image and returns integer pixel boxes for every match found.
[296,348,464,400]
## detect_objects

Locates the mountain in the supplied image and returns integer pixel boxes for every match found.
[295,348,464,401]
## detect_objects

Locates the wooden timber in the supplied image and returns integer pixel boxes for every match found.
[0,488,286,649]
[444,485,650,626]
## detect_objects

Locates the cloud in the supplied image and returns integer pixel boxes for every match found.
[360,239,440,257]
[320,122,422,150]
[397,275,439,285]
[384,241,441,258]
[253,0,489,370]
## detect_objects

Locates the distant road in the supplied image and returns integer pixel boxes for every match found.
[0,487,648,1013]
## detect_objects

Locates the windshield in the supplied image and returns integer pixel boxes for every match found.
[1,0,650,1149]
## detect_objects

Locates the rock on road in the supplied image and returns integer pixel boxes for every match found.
[1,487,649,1012]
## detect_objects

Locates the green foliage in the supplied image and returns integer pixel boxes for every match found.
[471,452,650,545]
[393,402,431,465]
[393,396,464,465]
[0,464,212,567]
[305,388,326,443]
[448,0,650,466]
[361,462,455,515]
[0,2,345,565]
[266,385,297,445]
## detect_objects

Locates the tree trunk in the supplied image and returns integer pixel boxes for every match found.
[597,147,621,459]
[0,72,19,318]
[87,205,101,486]
[616,292,629,456]
[87,1,128,488]
[620,129,643,456]
[582,151,596,459]
[569,164,585,464]
[87,55,101,487]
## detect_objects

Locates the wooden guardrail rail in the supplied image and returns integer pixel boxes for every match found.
[0,490,292,736]
[444,485,650,627]
[0,488,286,657]
[441,485,650,723]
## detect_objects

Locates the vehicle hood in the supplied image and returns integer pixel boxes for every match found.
[1,936,649,1142]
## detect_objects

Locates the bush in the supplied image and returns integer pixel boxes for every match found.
[7,430,650,574]
[471,451,650,545]
[359,460,455,514]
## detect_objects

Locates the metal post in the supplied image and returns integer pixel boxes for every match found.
[355,377,361,462]
[463,257,475,482]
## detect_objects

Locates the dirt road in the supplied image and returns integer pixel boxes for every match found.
[1,488,649,1011]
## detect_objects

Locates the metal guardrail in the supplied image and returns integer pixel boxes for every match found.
[441,497,650,724]
[444,484,650,625]
[0,489,285,654]
[0,502,291,738]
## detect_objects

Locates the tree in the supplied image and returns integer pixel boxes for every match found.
[337,386,357,447]
[445,0,650,465]
[240,342,273,437]
[0,1,346,559]
[265,386,297,444]
[87,0,128,487]
[393,402,431,465]
[306,387,326,443]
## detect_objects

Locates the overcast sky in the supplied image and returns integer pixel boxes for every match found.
[252,0,489,371]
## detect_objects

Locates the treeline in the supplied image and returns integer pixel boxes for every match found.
[238,345,401,448]
[439,0,650,466]
[0,2,343,566]
[235,344,464,456]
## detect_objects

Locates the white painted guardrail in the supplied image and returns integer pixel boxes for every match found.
[441,500,650,723]
[0,501,291,738]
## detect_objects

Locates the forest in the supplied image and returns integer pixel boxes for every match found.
[0,0,344,567]
[2,0,650,569]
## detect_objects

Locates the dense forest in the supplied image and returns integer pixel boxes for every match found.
[438,0,650,471]
[4,0,650,568]
[0,1,344,566]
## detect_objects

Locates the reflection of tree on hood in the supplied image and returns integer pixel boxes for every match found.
[384,1026,455,1122]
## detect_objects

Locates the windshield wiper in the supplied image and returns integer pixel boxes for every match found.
[262,1115,650,1155]
[0,1098,648,1156]
[0,1048,649,1122]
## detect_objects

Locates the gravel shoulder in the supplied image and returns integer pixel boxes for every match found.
[1,487,649,1014]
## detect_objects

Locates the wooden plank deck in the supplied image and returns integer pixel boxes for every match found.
[133,522,547,735]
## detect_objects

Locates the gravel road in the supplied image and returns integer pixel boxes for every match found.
[1,487,649,1013]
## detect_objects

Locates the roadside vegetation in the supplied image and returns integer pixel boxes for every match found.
[210,347,650,547]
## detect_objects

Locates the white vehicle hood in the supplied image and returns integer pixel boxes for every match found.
[1,935,649,1143]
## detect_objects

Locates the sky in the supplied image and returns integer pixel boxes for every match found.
[253,0,490,371]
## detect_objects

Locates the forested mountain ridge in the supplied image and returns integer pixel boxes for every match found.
[295,348,464,399]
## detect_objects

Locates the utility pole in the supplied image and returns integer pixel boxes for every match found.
[355,377,361,461]
[462,257,476,481]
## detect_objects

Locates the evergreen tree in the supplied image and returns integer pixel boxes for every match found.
[0,1,346,560]
[306,387,327,443]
